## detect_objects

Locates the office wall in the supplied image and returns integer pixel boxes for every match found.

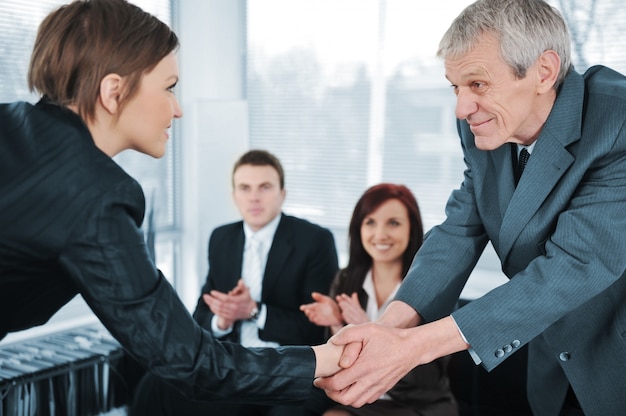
[176,0,249,307]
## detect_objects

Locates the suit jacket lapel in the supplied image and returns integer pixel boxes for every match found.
[494,144,515,219]
[262,215,293,298]
[227,224,246,288]
[499,141,574,257]
[498,71,584,259]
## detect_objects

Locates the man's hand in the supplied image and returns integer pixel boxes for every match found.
[314,322,418,407]
[314,302,469,408]
[203,279,257,329]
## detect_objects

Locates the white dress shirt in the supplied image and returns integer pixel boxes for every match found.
[211,214,281,347]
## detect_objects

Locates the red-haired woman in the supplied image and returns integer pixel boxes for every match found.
[302,183,458,416]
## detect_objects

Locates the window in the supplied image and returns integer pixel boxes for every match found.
[246,0,485,293]
[0,0,178,343]
[246,0,626,298]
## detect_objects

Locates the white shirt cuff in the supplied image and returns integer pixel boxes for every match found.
[450,314,482,365]
[255,303,268,329]
[210,303,268,334]
[211,314,233,337]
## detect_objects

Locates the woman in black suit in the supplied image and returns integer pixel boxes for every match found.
[0,0,340,406]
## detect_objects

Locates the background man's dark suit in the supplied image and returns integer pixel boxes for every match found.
[130,213,338,415]
[194,213,338,346]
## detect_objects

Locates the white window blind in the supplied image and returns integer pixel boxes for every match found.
[556,0,626,72]
[246,0,474,263]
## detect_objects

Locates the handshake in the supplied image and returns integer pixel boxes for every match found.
[307,301,466,408]
[310,321,410,408]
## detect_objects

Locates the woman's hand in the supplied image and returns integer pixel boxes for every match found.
[312,341,346,377]
[300,292,344,327]
[336,293,369,325]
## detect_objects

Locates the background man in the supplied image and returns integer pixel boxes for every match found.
[195,149,338,352]
[133,149,338,415]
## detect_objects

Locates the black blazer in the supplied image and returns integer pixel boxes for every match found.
[0,99,315,404]
[194,214,338,346]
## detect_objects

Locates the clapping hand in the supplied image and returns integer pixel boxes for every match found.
[203,279,256,329]
[300,292,343,327]
[336,293,369,325]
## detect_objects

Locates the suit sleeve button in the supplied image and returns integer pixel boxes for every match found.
[495,349,505,358]
[511,339,521,348]
[559,352,571,361]
[503,344,512,353]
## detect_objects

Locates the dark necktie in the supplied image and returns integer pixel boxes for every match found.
[515,148,530,186]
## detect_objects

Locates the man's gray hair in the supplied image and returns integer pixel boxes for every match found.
[437,0,572,88]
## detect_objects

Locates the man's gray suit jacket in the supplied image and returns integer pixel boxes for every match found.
[396,66,626,416]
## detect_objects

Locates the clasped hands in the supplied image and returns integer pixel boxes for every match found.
[314,302,468,408]
[304,297,425,408]
[313,321,420,408]
[203,279,257,330]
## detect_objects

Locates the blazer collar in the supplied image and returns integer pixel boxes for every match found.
[498,69,583,258]
[261,214,293,296]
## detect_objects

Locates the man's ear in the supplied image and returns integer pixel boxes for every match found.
[99,73,124,115]
[536,50,560,94]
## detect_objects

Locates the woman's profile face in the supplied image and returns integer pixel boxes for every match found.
[360,198,411,265]
[116,52,182,158]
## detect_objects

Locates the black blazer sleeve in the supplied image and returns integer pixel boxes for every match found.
[1,101,315,404]
[59,180,314,403]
